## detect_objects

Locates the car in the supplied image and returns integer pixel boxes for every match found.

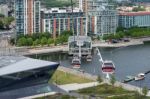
[111,39,119,43]
[123,38,130,42]
[90,94,96,97]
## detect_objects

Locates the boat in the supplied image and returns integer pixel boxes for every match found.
[86,55,92,62]
[102,60,115,74]
[134,73,145,81]
[72,56,81,69]
[123,76,134,83]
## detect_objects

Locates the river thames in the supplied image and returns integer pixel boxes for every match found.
[30,42,150,88]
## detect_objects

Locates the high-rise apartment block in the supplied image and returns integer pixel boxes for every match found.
[119,11,150,28]
[87,0,118,36]
[41,8,88,38]
[15,0,40,35]
[76,0,88,14]
[130,0,150,3]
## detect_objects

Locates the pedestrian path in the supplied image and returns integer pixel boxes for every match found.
[58,82,99,92]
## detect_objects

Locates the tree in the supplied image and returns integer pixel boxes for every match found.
[97,75,102,83]
[110,75,116,86]
[41,37,47,46]
[17,37,27,46]
[33,39,40,47]
[3,17,14,29]
[27,38,33,46]
[142,86,148,97]
[47,38,54,46]
[116,26,124,32]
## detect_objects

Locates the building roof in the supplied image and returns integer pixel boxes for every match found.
[41,7,82,14]
[0,56,59,76]
[119,11,150,16]
[68,36,92,43]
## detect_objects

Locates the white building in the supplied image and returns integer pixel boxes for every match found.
[87,0,118,36]
[41,8,88,38]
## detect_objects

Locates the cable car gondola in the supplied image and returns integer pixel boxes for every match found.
[102,60,115,74]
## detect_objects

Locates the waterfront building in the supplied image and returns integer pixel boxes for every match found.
[87,0,118,36]
[0,56,59,98]
[68,36,92,56]
[41,8,88,38]
[119,11,150,28]
[75,0,88,14]
[15,0,41,35]
[130,0,150,3]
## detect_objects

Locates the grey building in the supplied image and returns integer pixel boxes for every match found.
[87,0,118,36]
[119,11,150,28]
[41,8,88,38]
[15,0,41,35]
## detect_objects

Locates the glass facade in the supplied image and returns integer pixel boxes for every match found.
[131,0,150,3]
[34,0,40,33]
[15,0,41,35]
[15,0,24,35]
[0,64,59,92]
[119,14,150,28]
[43,11,87,36]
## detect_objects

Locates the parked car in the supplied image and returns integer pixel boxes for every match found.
[111,39,119,43]
[123,38,130,42]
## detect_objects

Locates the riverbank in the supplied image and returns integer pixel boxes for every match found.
[1,37,149,56]
[58,66,150,96]
[25,37,150,55]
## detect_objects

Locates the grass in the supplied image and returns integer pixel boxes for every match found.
[78,84,132,95]
[49,70,93,85]
[106,94,150,99]
[78,84,150,99]
[35,93,76,99]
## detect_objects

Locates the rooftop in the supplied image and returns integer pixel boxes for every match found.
[0,56,59,76]
[68,36,92,43]
[119,11,150,16]
[41,7,82,14]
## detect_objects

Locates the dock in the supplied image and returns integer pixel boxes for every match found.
[123,69,150,83]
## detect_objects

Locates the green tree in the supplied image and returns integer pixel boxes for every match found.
[3,17,14,29]
[132,6,145,12]
[33,39,40,46]
[47,38,54,46]
[41,37,47,46]
[110,75,116,87]
[17,37,27,46]
[116,26,124,32]
[142,86,148,97]
[27,38,33,46]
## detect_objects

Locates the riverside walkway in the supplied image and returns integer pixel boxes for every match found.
[58,66,150,96]
[2,37,148,56]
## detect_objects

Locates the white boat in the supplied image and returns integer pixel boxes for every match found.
[134,73,145,81]
[72,56,81,69]
[102,60,115,74]
[86,55,92,62]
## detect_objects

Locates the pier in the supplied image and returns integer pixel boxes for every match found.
[123,69,150,83]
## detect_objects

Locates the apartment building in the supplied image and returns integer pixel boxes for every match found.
[119,11,150,28]
[41,8,88,38]
[15,0,40,35]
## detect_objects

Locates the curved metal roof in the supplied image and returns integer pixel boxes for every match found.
[0,56,59,76]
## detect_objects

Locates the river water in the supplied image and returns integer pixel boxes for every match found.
[29,42,150,88]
